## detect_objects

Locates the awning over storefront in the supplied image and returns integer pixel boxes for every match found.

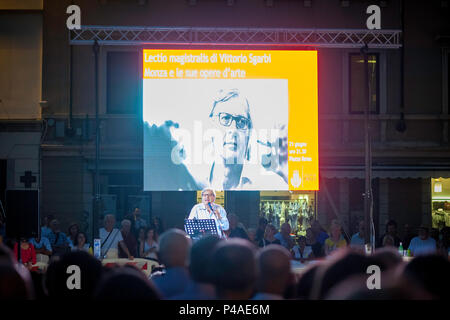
[320,166,450,179]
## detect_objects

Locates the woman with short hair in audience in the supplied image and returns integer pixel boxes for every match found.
[382,234,395,247]
[258,224,281,247]
[72,232,91,253]
[140,226,159,261]
[324,220,347,256]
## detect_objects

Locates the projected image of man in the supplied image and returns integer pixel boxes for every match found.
[208,89,253,189]
[207,88,285,190]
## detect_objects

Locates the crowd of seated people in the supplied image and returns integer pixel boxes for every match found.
[0,210,449,300]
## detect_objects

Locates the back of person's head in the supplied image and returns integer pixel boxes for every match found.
[296,263,321,300]
[189,235,222,284]
[256,244,292,296]
[0,264,32,300]
[44,251,103,299]
[0,244,34,299]
[372,247,403,271]
[211,238,256,299]
[402,254,450,299]
[94,266,161,300]
[311,248,377,300]
[158,228,190,268]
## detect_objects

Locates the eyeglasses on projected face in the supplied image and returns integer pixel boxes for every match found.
[213,112,251,130]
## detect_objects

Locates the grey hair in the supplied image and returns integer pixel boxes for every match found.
[121,219,132,228]
[209,88,252,129]
[104,214,115,224]
[201,188,216,198]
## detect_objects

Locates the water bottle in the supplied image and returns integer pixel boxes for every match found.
[93,238,101,259]
[398,242,404,256]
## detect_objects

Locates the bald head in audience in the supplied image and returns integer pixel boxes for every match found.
[211,238,256,300]
[255,244,293,299]
[158,228,191,268]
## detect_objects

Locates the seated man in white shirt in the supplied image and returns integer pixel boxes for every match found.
[408,225,437,257]
[188,188,229,238]
[99,214,134,260]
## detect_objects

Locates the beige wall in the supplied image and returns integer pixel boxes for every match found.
[0,12,42,119]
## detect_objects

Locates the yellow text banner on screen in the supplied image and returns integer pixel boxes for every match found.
[143,49,319,190]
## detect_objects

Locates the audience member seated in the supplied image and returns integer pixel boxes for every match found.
[402,254,450,300]
[67,222,80,248]
[246,228,258,247]
[99,214,133,260]
[47,219,71,256]
[402,223,416,250]
[44,251,103,299]
[227,214,249,240]
[324,220,347,256]
[291,236,313,263]
[171,235,222,300]
[382,234,395,247]
[253,244,293,300]
[40,214,54,239]
[311,220,329,245]
[152,228,191,299]
[378,219,401,248]
[119,219,138,258]
[274,223,294,250]
[211,238,256,300]
[93,266,161,300]
[140,226,159,261]
[137,226,146,258]
[350,220,366,250]
[408,225,437,257]
[14,238,36,270]
[437,227,450,257]
[258,224,281,247]
[152,216,165,238]
[125,206,148,237]
[29,235,52,257]
[306,227,324,258]
[255,217,268,244]
[71,232,90,253]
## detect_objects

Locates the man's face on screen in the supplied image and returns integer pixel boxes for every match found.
[212,97,251,165]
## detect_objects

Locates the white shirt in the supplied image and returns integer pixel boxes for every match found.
[292,245,312,259]
[99,228,123,257]
[188,203,229,238]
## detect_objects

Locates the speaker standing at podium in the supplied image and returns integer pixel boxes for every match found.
[188,188,229,238]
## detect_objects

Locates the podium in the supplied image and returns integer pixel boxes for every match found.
[184,219,218,240]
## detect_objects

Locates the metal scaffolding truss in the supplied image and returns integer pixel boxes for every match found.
[70,26,402,49]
